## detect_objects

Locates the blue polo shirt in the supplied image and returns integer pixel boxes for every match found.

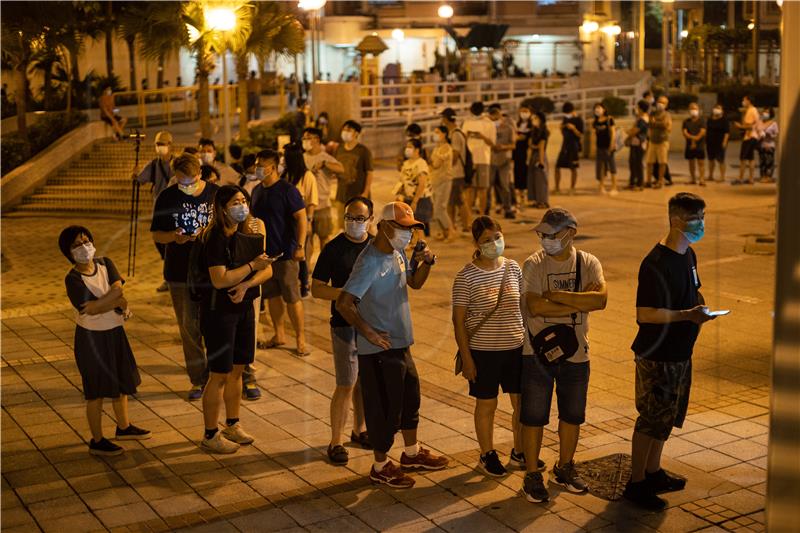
[342,245,414,355]
[250,179,305,258]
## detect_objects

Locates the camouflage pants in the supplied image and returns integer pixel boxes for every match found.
[634,357,692,441]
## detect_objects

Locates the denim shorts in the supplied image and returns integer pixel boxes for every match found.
[520,355,590,427]
[331,326,358,387]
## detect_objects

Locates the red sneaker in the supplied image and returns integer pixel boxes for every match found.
[400,447,449,471]
[369,461,415,488]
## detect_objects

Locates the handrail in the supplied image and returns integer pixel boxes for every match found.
[112,84,240,129]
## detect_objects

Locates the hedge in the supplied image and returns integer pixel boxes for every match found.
[1,111,88,176]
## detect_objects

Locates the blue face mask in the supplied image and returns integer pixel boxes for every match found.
[682,219,704,243]
[228,204,249,223]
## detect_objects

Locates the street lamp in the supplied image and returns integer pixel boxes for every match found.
[602,24,622,36]
[205,7,236,164]
[299,0,327,82]
[438,4,453,83]
[391,28,404,64]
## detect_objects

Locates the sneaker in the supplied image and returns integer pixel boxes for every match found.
[370,461,415,488]
[221,422,254,445]
[504,211,516,220]
[508,449,546,472]
[400,447,449,471]
[623,479,667,511]
[114,424,151,441]
[156,280,169,292]
[350,431,372,450]
[552,461,588,493]
[478,450,507,477]
[609,188,619,196]
[327,444,349,466]
[188,385,204,401]
[89,437,124,456]
[201,431,240,454]
[646,469,687,494]
[521,471,549,503]
[242,383,261,401]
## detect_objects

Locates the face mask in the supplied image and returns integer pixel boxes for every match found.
[72,242,95,264]
[713,109,723,117]
[594,109,602,117]
[564,113,571,120]
[690,109,699,118]
[255,167,265,180]
[278,163,285,175]
[341,131,354,143]
[155,145,169,156]
[541,233,571,256]
[178,181,199,195]
[302,140,313,151]
[479,237,504,259]
[761,113,770,121]
[384,226,412,250]
[345,220,368,240]
[681,219,704,243]
[404,148,414,159]
[317,118,327,125]
[201,153,215,165]
[434,133,444,143]
[228,204,249,223]
[656,103,666,111]
[520,112,531,120]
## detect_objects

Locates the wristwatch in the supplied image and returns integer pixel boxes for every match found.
[296,244,304,250]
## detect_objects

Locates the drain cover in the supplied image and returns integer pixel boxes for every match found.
[575,453,631,501]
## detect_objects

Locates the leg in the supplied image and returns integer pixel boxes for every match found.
[86,399,104,441]
[499,162,513,214]
[688,159,696,181]
[286,301,306,352]
[476,187,489,217]
[646,438,666,474]
[111,395,130,430]
[708,160,716,180]
[739,159,746,182]
[330,385,355,446]
[223,365,244,420]
[509,393,523,452]
[557,421,580,466]
[202,372,228,431]
[720,161,726,181]
[630,429,658,482]
[596,152,605,191]
[554,167,562,192]
[474,397,498,454]
[522,425,544,471]
[570,168,578,192]
[168,283,207,387]
[267,297,287,344]
[646,163,654,186]
[698,159,705,184]
[352,379,366,434]
[656,160,666,186]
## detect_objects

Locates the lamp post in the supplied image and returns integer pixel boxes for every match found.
[299,0,327,82]
[438,4,453,82]
[205,7,236,164]
[391,28,404,65]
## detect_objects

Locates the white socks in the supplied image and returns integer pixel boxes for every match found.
[373,459,389,472]
[404,443,419,457]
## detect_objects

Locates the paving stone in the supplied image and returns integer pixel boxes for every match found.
[357,502,427,531]
[15,480,74,505]
[38,512,103,533]
[95,501,159,528]
[82,486,143,511]
[150,493,212,518]
[677,450,741,473]
[27,494,89,522]
[708,489,765,516]
[229,507,298,533]
[281,495,348,526]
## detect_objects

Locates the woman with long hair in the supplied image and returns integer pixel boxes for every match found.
[282,143,319,297]
[527,112,550,209]
[513,104,534,207]
[428,125,455,240]
[197,185,273,454]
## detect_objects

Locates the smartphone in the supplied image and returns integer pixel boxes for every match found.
[705,309,731,317]
[268,253,283,261]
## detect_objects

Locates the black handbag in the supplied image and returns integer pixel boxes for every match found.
[530,252,582,365]
[455,262,510,375]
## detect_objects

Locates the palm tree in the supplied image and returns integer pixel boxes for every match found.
[232,2,304,139]
[136,2,185,90]
[117,2,149,92]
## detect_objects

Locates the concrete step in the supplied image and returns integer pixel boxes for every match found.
[48,176,150,186]
[36,184,156,198]
[13,203,149,217]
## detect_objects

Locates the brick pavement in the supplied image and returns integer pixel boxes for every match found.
[1,153,775,532]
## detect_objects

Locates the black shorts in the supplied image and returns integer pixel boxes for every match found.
[200,305,255,374]
[684,146,705,160]
[706,144,726,163]
[556,146,580,169]
[468,346,523,399]
[740,139,758,161]
[633,357,692,441]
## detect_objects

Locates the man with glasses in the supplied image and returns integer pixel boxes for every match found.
[312,197,374,465]
[303,127,344,253]
[336,202,449,488]
[519,208,607,503]
[624,192,717,511]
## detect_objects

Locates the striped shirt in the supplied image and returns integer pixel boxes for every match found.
[452,258,525,350]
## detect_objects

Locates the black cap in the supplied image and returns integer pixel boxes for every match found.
[440,107,457,120]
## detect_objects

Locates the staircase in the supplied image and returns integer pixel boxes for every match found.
[13,139,191,217]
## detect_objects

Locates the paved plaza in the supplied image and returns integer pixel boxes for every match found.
[1,152,776,532]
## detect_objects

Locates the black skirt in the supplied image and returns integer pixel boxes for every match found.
[74,326,141,400]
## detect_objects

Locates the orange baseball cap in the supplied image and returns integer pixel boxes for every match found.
[379,201,425,229]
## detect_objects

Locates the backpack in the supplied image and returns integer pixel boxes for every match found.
[454,129,475,185]
[187,239,214,304]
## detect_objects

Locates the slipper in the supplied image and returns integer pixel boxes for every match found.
[257,339,285,350]
[295,346,311,357]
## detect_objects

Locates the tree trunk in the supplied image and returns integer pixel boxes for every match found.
[15,65,28,139]
[105,1,114,79]
[66,54,72,114]
[157,55,165,88]
[236,54,249,140]
[198,70,212,138]
[43,66,53,111]
[127,36,137,91]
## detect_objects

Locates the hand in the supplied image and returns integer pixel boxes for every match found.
[250,253,271,271]
[174,229,195,244]
[364,328,391,350]
[293,248,305,262]
[228,283,248,304]
[413,244,434,264]
[116,296,128,310]
[461,356,477,382]
[687,305,717,325]
[79,301,98,315]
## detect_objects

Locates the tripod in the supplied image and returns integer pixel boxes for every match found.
[127,129,145,277]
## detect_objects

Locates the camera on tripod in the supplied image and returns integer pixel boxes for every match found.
[126,130,146,141]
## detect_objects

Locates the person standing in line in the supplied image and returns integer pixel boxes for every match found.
[519,208,608,503]
[527,111,550,209]
[395,138,433,239]
[282,143,319,298]
[60,226,151,456]
[592,103,619,195]
[246,71,261,121]
[136,130,176,293]
[336,202,449,488]
[303,127,345,253]
[151,154,218,400]
[289,98,309,143]
[513,104,534,209]
[197,185,274,453]
[237,154,260,196]
[440,108,472,233]
[733,95,760,185]
[462,101,496,217]
[397,123,427,170]
[682,102,707,186]
[250,149,310,356]
[757,107,778,183]
[626,100,650,191]
[335,120,374,221]
[645,96,672,189]
[198,138,238,184]
[488,104,516,219]
[705,104,730,183]
[315,112,331,144]
[624,192,717,511]
[312,197,375,465]
[554,102,583,195]
[428,125,455,241]
[452,216,527,477]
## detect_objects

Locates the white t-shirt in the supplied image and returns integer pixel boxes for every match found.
[303,150,337,209]
[521,248,605,362]
[461,115,496,166]
[294,170,319,209]
[66,260,124,331]
[398,158,431,199]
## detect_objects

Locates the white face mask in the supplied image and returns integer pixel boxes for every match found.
[155,145,169,156]
[341,130,354,143]
[479,236,505,260]
[594,109,603,117]
[713,108,723,117]
[345,220,368,240]
[301,140,313,152]
[690,109,699,118]
[404,147,415,159]
[541,233,571,256]
[520,111,531,120]
[656,102,666,111]
[72,242,96,264]
[245,172,259,181]
[200,152,215,165]
[178,179,199,195]
[761,113,770,121]
[384,225,412,250]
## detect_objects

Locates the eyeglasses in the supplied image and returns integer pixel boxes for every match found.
[344,215,369,223]
[536,231,564,240]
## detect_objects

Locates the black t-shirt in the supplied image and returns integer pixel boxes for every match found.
[202,226,262,312]
[311,232,372,327]
[631,244,702,362]
[705,116,730,149]
[561,116,584,150]
[251,179,305,259]
[593,117,615,150]
[682,117,707,150]
[150,182,219,282]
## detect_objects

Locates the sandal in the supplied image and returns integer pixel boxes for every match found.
[257,338,285,350]
[350,431,373,450]
[295,346,311,357]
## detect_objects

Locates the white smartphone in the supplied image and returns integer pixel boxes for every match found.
[705,309,731,317]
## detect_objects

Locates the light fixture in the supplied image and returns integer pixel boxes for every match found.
[581,20,599,33]
[391,28,405,41]
[747,22,755,30]
[205,7,236,32]
[626,31,635,39]
[298,0,327,10]
[438,4,454,19]
[680,29,689,38]
[602,24,621,36]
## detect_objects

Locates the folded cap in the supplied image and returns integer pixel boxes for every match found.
[155,131,173,144]
[534,208,578,235]
[378,201,425,229]
[440,107,457,120]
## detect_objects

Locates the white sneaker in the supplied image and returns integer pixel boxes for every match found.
[221,422,255,445]
[609,188,619,196]
[201,431,240,454]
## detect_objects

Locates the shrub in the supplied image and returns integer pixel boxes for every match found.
[246,112,295,151]
[665,92,698,111]
[703,85,779,113]
[521,96,555,114]
[1,111,88,176]
[601,96,628,118]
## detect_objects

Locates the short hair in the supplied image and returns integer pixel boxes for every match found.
[198,138,215,149]
[183,146,198,155]
[229,144,242,160]
[256,149,279,166]
[406,138,423,152]
[643,90,653,98]
[668,192,706,220]
[637,100,650,113]
[743,94,752,103]
[242,153,256,170]
[405,123,422,136]
[58,225,93,263]
[297,98,307,107]
[172,153,201,177]
[562,101,574,113]
[303,127,323,140]
[342,119,362,133]
[488,103,501,113]
[470,101,484,115]
[345,195,374,215]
